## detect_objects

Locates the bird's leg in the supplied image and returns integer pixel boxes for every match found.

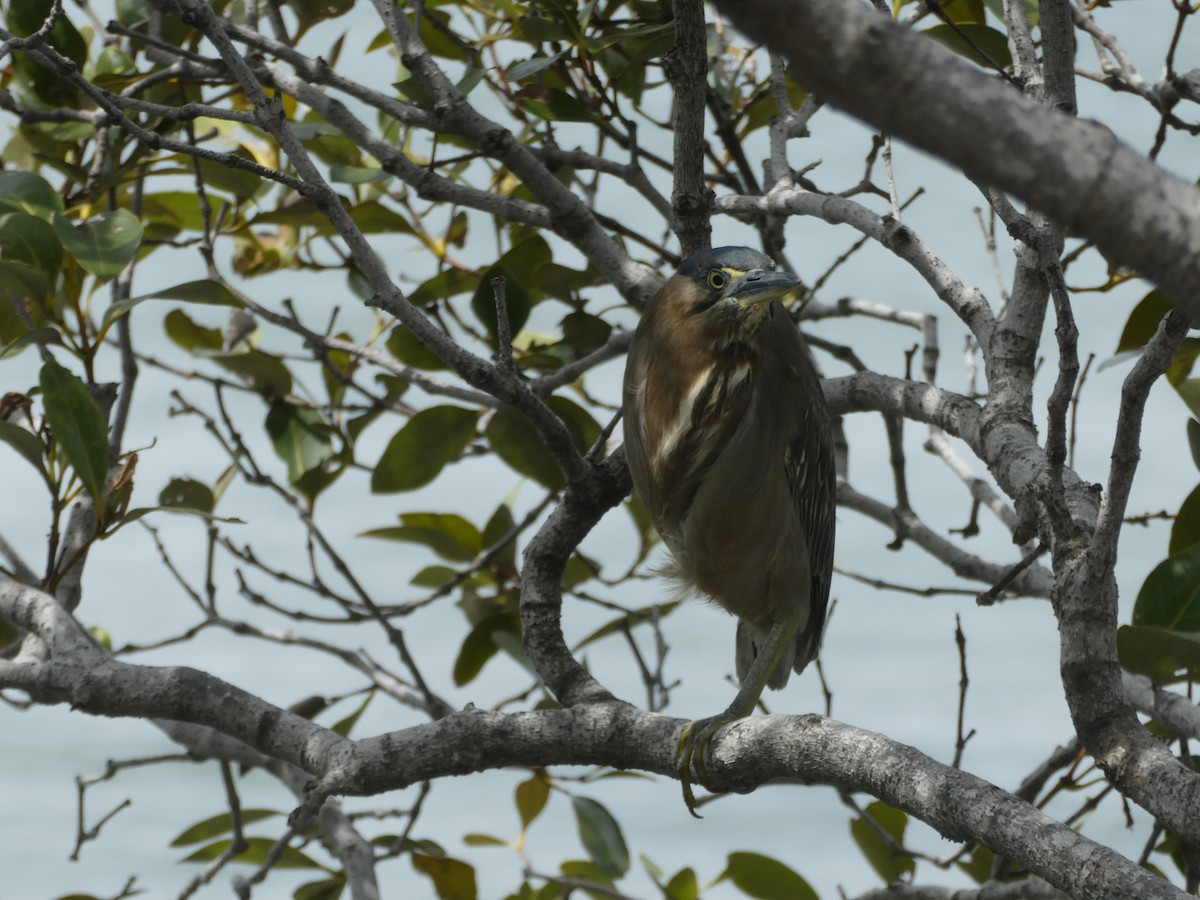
[675,619,797,816]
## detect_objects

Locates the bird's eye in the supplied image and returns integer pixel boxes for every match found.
[707,270,727,291]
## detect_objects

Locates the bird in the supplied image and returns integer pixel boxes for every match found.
[622,246,836,814]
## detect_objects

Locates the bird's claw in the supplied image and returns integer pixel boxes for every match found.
[675,714,737,817]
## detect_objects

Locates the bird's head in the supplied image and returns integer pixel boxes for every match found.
[658,246,802,348]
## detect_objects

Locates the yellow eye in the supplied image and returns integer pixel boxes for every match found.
[707,269,727,291]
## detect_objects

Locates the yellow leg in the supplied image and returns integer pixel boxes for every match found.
[675,621,795,816]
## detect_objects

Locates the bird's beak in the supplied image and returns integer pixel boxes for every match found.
[726,268,802,306]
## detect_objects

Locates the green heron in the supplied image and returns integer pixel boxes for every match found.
[622,246,836,814]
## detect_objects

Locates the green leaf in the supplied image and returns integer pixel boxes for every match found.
[0,213,63,284]
[164,309,224,353]
[331,164,388,184]
[170,809,282,846]
[362,511,481,561]
[330,690,374,738]
[180,836,320,869]
[1178,379,1200,422]
[0,420,46,475]
[560,312,612,357]
[849,800,916,884]
[956,844,996,884]
[371,406,478,493]
[482,503,518,578]
[507,52,565,82]
[0,259,52,301]
[470,266,533,346]
[265,402,337,496]
[570,796,629,879]
[51,210,143,280]
[487,407,563,489]
[294,876,346,900]
[453,611,520,686]
[212,350,294,396]
[1171,484,1200,556]
[462,833,509,847]
[516,770,550,830]
[0,171,63,216]
[1118,624,1200,683]
[485,395,597,492]
[1132,544,1200,633]
[574,601,681,651]
[664,867,699,900]
[102,278,243,337]
[923,23,1012,69]
[1189,419,1200,473]
[411,853,478,900]
[715,852,818,900]
[159,477,215,513]
[387,325,446,371]
[1118,290,1173,353]
[40,359,110,505]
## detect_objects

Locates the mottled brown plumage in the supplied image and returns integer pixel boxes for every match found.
[622,246,836,812]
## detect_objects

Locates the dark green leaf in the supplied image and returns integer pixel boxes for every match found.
[164,309,224,353]
[330,690,374,738]
[453,612,520,685]
[1133,544,1200,632]
[212,350,294,396]
[1171,484,1200,555]
[411,853,477,900]
[170,810,282,846]
[0,420,46,475]
[410,268,476,306]
[559,860,615,890]
[482,503,519,578]
[362,511,481,561]
[560,312,612,357]
[51,210,143,280]
[266,402,337,496]
[716,852,818,900]
[1168,339,1200,387]
[180,836,320,869]
[0,171,63,216]
[1177,379,1200,421]
[570,796,629,879]
[470,266,534,346]
[574,601,681,650]
[159,477,215,513]
[1190,420,1200,474]
[387,325,446,371]
[849,800,916,884]
[507,53,565,82]
[487,407,563,489]
[294,876,346,900]
[463,833,509,847]
[371,406,478,493]
[923,23,1012,69]
[516,770,550,830]
[103,278,243,337]
[0,213,62,284]
[664,867,699,900]
[956,844,996,884]
[351,200,413,234]
[0,259,52,301]
[1117,290,1173,353]
[40,359,110,505]
[1118,624,1200,683]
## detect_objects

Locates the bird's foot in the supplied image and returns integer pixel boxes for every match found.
[675,712,743,817]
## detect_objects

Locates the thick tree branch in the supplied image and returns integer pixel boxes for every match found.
[713,0,1200,322]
